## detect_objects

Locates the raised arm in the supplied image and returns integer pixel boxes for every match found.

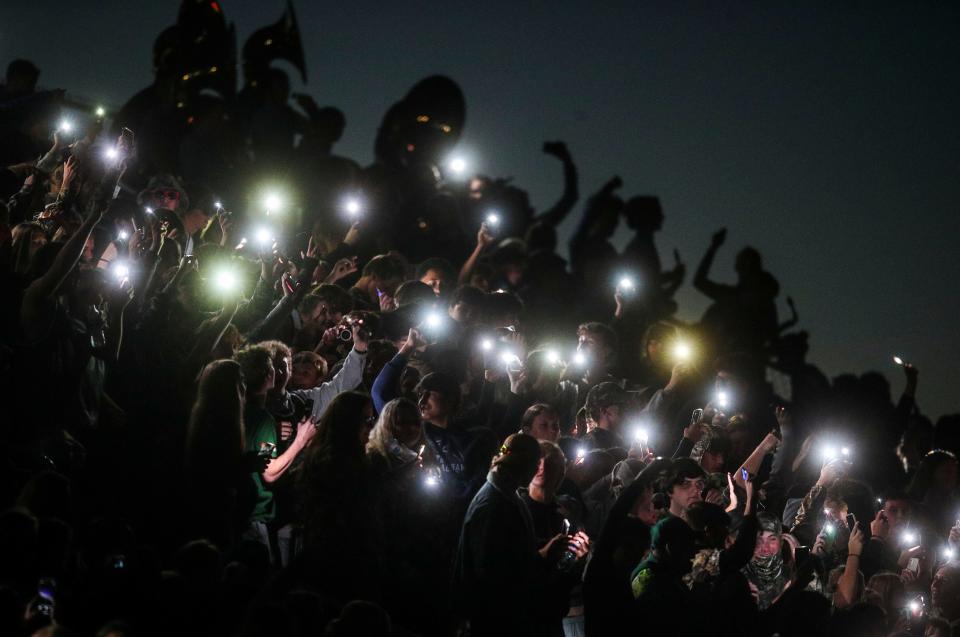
[533,141,579,228]
[458,224,495,286]
[693,228,729,300]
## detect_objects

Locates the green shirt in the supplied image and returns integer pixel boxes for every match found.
[244,403,278,522]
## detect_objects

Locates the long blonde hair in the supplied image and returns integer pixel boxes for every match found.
[367,398,422,464]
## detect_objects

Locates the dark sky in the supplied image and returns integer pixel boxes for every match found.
[4,1,959,417]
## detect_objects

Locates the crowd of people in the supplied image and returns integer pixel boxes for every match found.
[1,8,958,636]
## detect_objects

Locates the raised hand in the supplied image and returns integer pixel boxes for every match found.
[477,224,495,249]
[325,257,358,284]
[711,228,727,248]
[400,328,428,356]
[542,140,571,161]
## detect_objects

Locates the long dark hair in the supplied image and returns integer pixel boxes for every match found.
[184,359,244,486]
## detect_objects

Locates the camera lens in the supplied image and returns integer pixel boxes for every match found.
[338,329,352,342]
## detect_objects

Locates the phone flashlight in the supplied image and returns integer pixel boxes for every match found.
[673,341,692,362]
[104,147,119,161]
[716,390,730,409]
[424,475,439,488]
[485,212,500,226]
[635,428,649,445]
[423,311,443,331]
[145,206,154,214]
[112,262,130,281]
[901,531,918,546]
[480,338,494,352]
[944,546,956,560]
[212,268,238,292]
[893,355,904,366]
[345,198,361,216]
[448,156,467,175]
[263,191,283,214]
[254,227,273,246]
[617,276,635,292]
[57,119,73,133]
[95,106,106,118]
[214,200,222,210]
[545,350,562,366]
[572,351,588,368]
[823,522,835,535]
[117,230,129,241]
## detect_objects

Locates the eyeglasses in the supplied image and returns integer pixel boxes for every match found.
[151,189,181,200]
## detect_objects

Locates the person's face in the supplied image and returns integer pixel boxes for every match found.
[754,531,781,558]
[503,263,524,287]
[645,338,666,366]
[530,458,547,489]
[600,403,625,430]
[529,412,560,442]
[290,362,320,390]
[148,190,181,213]
[418,390,449,423]
[630,486,658,526]
[670,477,705,512]
[577,332,606,367]
[700,450,725,474]
[392,408,422,449]
[419,268,448,296]
[308,300,340,328]
[932,567,960,616]
[449,301,476,324]
[29,230,47,256]
[373,275,402,298]
[272,355,291,393]
[883,499,911,531]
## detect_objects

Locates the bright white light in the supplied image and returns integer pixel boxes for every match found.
[841,446,851,457]
[263,192,283,213]
[213,269,238,292]
[902,531,917,546]
[214,201,222,210]
[117,230,128,241]
[822,445,838,461]
[716,391,730,409]
[145,206,154,214]
[877,497,883,504]
[909,601,920,613]
[254,227,273,245]
[500,351,520,366]
[634,428,649,444]
[674,342,691,361]
[95,106,106,118]
[424,475,439,488]
[448,157,467,174]
[486,212,500,226]
[572,352,588,367]
[481,338,494,352]
[618,276,635,290]
[105,147,119,161]
[945,547,956,560]
[113,263,130,280]
[893,355,904,366]
[576,447,586,459]
[58,119,73,133]
[424,312,442,329]
[345,198,361,216]
[823,523,835,535]
[545,350,561,366]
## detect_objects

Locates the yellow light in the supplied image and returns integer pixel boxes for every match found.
[673,341,692,362]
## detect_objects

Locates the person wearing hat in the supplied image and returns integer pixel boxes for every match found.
[453,433,589,637]
[665,458,708,525]
[581,381,629,452]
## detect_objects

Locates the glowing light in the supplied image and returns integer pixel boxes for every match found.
[145,206,154,214]
[214,201,222,210]
[716,391,730,409]
[424,475,439,488]
[113,263,130,280]
[576,447,586,459]
[944,547,955,560]
[545,350,561,366]
[500,351,521,366]
[57,119,73,133]
[481,338,494,352]
[673,341,692,362]
[893,355,904,366]
[841,446,851,457]
[908,600,920,613]
[634,428,649,444]
[117,230,129,241]
[254,227,273,246]
[823,523,835,535]
[345,198,361,216]
[902,531,917,546]
[572,352,588,368]
[213,268,238,292]
[618,276,635,290]
[263,191,283,214]
[105,147,119,161]
[486,212,500,226]
[448,156,467,175]
[424,312,442,329]
[95,106,106,118]
[821,445,838,461]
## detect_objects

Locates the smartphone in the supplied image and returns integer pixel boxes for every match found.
[562,518,571,535]
[907,557,920,575]
[303,398,315,418]
[120,127,135,146]
[846,513,857,530]
[258,442,277,459]
[741,468,750,482]
[794,546,810,564]
[690,408,704,426]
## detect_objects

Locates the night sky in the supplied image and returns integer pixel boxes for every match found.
[3,1,958,417]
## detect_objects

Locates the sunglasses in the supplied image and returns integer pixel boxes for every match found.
[151,190,181,200]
